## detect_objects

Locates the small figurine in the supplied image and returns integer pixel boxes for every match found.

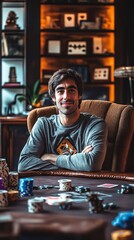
[5,11,20,30]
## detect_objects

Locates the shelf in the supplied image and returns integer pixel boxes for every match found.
[2,85,25,89]
[40,1,115,102]
[41,29,115,33]
[0,0,26,115]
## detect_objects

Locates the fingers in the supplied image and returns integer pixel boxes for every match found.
[82,145,93,153]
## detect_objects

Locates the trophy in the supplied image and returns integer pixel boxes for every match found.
[5,11,20,30]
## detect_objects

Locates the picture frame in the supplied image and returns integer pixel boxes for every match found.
[67,41,87,55]
[67,64,90,83]
[43,13,61,29]
[63,14,76,28]
[93,37,103,54]
[80,19,101,30]
[77,13,87,26]
[42,69,55,83]
[47,40,61,54]
[93,66,111,82]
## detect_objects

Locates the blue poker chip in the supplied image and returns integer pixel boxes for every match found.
[112,211,134,229]
[19,178,34,197]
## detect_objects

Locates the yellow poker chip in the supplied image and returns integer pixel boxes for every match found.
[111,230,133,240]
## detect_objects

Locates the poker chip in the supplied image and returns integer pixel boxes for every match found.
[58,179,72,191]
[28,198,44,213]
[111,229,133,240]
[117,185,134,194]
[0,177,4,190]
[0,158,9,189]
[112,211,134,229]
[75,186,90,193]
[19,178,34,197]
[8,190,19,202]
[0,190,8,207]
[8,171,19,190]
[103,202,118,210]
[88,193,104,213]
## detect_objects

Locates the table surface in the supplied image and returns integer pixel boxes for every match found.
[1,175,134,240]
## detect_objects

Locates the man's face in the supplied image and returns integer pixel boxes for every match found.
[52,79,81,115]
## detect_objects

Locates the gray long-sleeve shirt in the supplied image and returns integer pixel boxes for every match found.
[18,113,108,172]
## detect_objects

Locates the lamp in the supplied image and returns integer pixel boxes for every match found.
[114,66,134,105]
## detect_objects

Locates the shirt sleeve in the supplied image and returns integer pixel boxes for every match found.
[56,120,108,171]
[18,118,58,172]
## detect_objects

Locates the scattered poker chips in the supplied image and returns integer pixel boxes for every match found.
[117,185,134,194]
[28,198,44,213]
[111,229,133,240]
[75,185,90,193]
[19,178,34,197]
[112,211,134,230]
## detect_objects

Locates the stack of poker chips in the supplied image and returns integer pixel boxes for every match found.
[88,193,104,213]
[58,179,72,191]
[8,171,19,190]
[19,178,34,197]
[0,190,8,207]
[0,158,9,189]
[28,198,44,213]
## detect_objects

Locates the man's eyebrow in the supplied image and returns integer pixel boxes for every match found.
[55,85,77,91]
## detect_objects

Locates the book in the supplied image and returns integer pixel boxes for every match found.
[3,82,21,87]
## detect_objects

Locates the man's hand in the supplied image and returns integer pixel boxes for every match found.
[82,145,93,153]
[41,145,93,165]
[41,154,57,165]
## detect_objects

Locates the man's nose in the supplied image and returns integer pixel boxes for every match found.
[63,90,69,98]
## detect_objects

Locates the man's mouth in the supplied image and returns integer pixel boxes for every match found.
[61,101,73,106]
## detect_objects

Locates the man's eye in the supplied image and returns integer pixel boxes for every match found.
[69,89,76,93]
[57,90,64,94]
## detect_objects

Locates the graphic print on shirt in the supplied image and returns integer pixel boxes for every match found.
[56,138,77,155]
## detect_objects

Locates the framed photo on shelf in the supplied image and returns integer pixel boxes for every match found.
[47,40,61,54]
[67,64,90,83]
[42,70,55,83]
[93,37,103,54]
[67,41,87,55]
[93,66,111,82]
[77,13,87,26]
[63,14,76,28]
[43,14,61,29]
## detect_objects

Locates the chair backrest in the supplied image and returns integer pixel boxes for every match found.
[27,100,134,173]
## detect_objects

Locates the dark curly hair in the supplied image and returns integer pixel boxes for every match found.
[48,68,83,107]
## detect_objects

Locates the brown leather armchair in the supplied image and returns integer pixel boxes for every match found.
[27,100,134,174]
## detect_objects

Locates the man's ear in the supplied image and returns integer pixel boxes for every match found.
[52,96,56,103]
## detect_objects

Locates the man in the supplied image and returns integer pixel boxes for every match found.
[18,68,108,172]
